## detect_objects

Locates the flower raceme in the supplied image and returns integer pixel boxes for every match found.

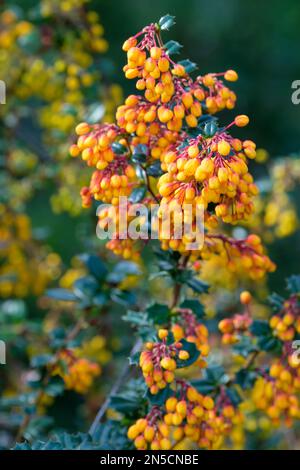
[139,330,194,395]
[158,122,258,224]
[51,350,101,394]
[127,383,243,450]
[269,294,300,342]
[70,17,275,282]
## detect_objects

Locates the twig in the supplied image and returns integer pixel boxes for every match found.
[89,338,143,436]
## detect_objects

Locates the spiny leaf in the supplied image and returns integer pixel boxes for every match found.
[158,14,176,31]
[164,40,183,55]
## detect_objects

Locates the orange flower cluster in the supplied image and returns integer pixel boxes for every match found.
[122,24,237,126]
[202,234,276,280]
[97,203,142,260]
[252,358,300,425]
[72,123,137,207]
[219,312,252,345]
[72,19,274,283]
[158,123,258,224]
[171,310,210,358]
[51,350,100,394]
[139,330,193,394]
[128,384,243,450]
[269,294,300,342]
[116,94,181,157]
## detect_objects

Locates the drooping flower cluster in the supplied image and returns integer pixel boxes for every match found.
[71,18,275,282]
[51,349,101,394]
[269,294,300,342]
[252,358,300,425]
[128,383,243,450]
[139,329,194,395]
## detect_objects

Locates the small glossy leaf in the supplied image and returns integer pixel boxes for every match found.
[158,14,176,31]
[46,288,77,302]
[178,59,198,73]
[128,186,147,203]
[180,299,205,318]
[146,302,169,325]
[164,40,183,55]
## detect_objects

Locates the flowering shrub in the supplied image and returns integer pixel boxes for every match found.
[1,12,300,451]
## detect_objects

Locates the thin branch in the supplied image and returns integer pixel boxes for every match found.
[89,338,142,436]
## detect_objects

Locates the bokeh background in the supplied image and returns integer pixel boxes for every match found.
[0,0,300,449]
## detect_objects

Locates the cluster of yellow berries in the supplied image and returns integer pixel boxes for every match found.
[218,291,253,344]
[1,3,121,218]
[171,310,210,359]
[96,200,143,260]
[219,313,253,345]
[72,123,137,206]
[139,330,193,395]
[52,350,101,394]
[252,361,300,425]
[116,95,181,156]
[128,384,243,450]
[0,207,62,297]
[201,234,276,280]
[269,295,300,342]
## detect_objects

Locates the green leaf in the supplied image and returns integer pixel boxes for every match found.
[73,276,99,300]
[146,386,173,406]
[122,310,149,326]
[226,386,243,405]
[80,254,107,281]
[158,14,176,31]
[129,351,140,366]
[30,354,53,368]
[204,121,217,137]
[45,377,65,397]
[178,59,198,74]
[191,379,216,394]
[235,369,257,390]
[164,40,183,55]
[192,365,225,394]
[146,302,169,325]
[111,142,127,154]
[46,288,77,302]
[107,261,141,284]
[258,336,282,353]
[132,144,148,163]
[268,293,284,311]
[129,186,147,203]
[111,289,136,306]
[13,442,32,450]
[287,275,300,294]
[0,299,27,322]
[146,161,164,177]
[110,395,141,414]
[233,335,257,358]
[205,365,225,383]
[250,320,271,337]
[180,299,205,319]
[187,277,209,294]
